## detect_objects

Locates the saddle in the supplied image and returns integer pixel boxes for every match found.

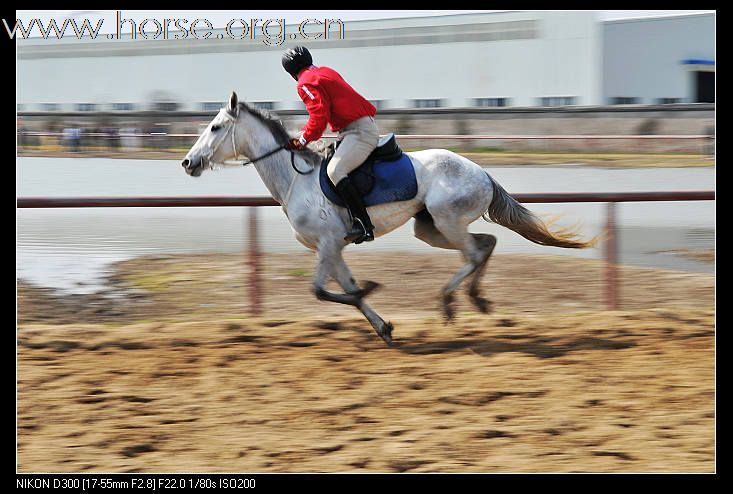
[322,133,402,194]
[318,133,418,208]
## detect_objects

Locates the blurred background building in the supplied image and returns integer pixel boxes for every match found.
[16,10,715,152]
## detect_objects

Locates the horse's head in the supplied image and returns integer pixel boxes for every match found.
[182,92,242,177]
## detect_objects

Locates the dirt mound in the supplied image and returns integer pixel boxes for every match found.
[17,252,714,325]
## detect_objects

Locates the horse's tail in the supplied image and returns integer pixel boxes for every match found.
[482,171,597,249]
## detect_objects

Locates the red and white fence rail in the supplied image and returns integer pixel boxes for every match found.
[18,190,715,313]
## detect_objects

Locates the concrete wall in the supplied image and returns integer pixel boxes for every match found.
[16,12,716,114]
[603,13,715,104]
[17,11,602,110]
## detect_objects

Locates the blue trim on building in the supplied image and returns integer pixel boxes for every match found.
[681,59,715,65]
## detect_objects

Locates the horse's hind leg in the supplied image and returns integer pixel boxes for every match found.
[414,210,494,319]
[440,233,486,321]
[413,209,459,250]
[466,233,497,313]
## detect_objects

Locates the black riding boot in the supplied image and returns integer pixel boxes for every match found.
[335,177,375,244]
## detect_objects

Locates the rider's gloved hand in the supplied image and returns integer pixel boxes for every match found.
[286,136,307,150]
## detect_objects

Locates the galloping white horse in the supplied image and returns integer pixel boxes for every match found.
[182,92,595,344]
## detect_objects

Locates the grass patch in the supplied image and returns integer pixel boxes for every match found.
[124,271,190,293]
[399,148,712,167]
[20,146,714,168]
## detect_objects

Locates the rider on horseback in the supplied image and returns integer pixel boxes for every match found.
[282,46,378,244]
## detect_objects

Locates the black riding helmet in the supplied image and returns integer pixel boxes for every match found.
[282,46,313,80]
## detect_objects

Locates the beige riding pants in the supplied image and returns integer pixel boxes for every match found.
[327,116,380,184]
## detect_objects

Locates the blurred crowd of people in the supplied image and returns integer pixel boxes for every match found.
[17,118,204,153]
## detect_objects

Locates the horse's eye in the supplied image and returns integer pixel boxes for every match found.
[211,125,221,132]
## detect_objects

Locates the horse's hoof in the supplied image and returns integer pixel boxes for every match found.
[442,293,455,323]
[348,281,382,300]
[471,296,493,314]
[442,306,454,323]
[377,321,393,345]
[361,280,382,297]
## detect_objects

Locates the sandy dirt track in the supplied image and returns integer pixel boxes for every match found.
[17,253,715,472]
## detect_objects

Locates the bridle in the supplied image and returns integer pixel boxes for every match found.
[205,107,313,175]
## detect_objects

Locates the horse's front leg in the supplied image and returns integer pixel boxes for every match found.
[330,251,393,345]
[310,243,392,344]
[311,246,362,306]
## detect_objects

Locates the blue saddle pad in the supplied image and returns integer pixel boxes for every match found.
[319,153,418,207]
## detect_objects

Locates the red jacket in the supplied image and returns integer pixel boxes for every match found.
[296,66,377,143]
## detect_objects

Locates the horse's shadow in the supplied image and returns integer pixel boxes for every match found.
[390,334,636,359]
[315,320,637,358]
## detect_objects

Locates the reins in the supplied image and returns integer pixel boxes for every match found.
[215,108,314,175]
[239,145,286,166]
[240,146,313,175]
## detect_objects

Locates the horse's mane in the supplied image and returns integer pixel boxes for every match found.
[239,102,323,164]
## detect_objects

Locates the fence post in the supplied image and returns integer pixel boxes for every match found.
[604,202,619,310]
[247,206,262,316]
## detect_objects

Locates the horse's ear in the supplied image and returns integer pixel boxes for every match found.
[227,92,238,116]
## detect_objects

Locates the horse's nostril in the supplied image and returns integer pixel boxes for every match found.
[181,159,190,168]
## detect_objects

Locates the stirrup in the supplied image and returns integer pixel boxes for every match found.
[354,231,374,244]
[344,218,373,244]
